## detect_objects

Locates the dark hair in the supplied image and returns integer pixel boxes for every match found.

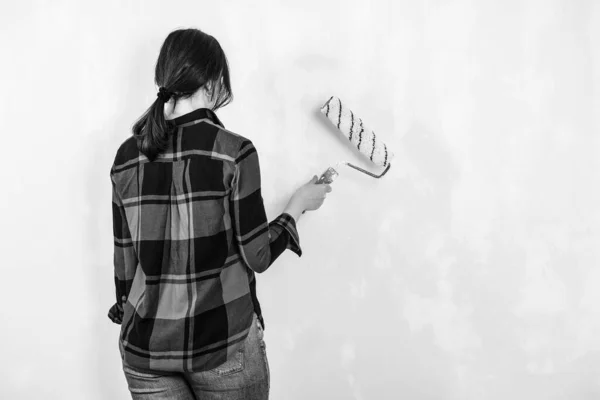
[132,28,233,161]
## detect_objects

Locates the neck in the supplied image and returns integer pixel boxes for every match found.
[164,90,213,120]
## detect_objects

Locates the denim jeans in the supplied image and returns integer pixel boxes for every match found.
[122,313,270,399]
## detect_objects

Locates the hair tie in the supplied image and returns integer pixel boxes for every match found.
[157,86,173,102]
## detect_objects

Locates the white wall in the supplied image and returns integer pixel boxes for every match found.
[2,0,600,398]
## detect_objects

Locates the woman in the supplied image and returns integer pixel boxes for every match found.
[108,28,331,399]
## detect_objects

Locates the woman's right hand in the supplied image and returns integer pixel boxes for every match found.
[284,176,332,221]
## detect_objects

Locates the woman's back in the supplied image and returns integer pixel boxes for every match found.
[109,107,301,373]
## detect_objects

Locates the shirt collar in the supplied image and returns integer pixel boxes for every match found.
[169,107,224,128]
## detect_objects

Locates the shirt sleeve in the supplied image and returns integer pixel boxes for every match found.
[229,140,302,273]
[108,169,138,324]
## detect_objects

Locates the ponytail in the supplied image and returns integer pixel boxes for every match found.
[131,28,233,162]
[132,90,176,162]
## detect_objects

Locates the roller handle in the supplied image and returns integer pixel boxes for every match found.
[302,167,339,214]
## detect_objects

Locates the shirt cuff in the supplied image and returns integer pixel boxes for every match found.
[108,302,123,325]
[272,213,302,257]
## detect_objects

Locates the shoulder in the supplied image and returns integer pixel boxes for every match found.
[110,136,139,175]
[200,120,257,163]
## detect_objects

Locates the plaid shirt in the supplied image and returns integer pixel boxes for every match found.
[108,107,302,373]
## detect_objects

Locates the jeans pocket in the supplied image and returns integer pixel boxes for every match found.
[209,347,245,376]
[123,365,163,379]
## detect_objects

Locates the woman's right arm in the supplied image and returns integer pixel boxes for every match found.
[229,139,302,273]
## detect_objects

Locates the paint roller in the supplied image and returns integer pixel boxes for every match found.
[302,96,394,213]
[316,95,394,183]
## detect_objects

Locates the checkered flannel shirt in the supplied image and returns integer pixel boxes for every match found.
[108,107,302,373]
